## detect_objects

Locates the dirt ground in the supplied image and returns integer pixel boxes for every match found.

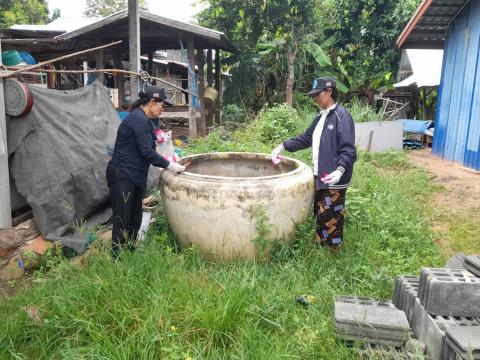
[407,149,480,258]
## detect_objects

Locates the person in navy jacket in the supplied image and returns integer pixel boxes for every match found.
[107,85,185,257]
[271,77,356,251]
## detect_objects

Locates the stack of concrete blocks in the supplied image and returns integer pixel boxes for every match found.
[334,296,411,347]
[443,327,480,359]
[464,256,480,277]
[393,275,420,324]
[394,267,480,359]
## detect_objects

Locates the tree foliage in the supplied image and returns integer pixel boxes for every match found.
[0,0,49,27]
[197,0,421,109]
[84,0,148,18]
[330,0,422,91]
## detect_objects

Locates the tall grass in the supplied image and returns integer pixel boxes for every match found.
[0,106,442,359]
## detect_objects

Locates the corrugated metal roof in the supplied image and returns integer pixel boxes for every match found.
[397,0,470,49]
[432,1,480,171]
[54,10,236,53]
[11,17,98,32]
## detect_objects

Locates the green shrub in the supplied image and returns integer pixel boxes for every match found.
[222,104,249,125]
[345,98,382,123]
[293,91,317,112]
[256,103,301,144]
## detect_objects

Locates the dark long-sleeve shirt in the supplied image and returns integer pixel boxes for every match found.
[110,107,169,188]
[283,104,356,190]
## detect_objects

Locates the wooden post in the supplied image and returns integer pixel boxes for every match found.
[187,37,197,137]
[83,61,88,87]
[128,0,140,101]
[0,39,12,228]
[207,49,213,86]
[197,48,206,135]
[114,51,124,109]
[147,51,154,76]
[214,48,221,125]
[96,49,104,84]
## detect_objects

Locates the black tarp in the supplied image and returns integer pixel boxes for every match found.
[7,82,119,253]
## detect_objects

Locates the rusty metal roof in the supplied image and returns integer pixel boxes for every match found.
[397,0,470,49]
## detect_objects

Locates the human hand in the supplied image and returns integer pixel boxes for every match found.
[166,162,186,174]
[271,143,284,159]
[321,169,343,185]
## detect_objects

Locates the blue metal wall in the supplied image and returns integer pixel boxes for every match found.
[433,1,480,171]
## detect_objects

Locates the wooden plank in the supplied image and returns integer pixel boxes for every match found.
[187,37,197,137]
[128,0,140,101]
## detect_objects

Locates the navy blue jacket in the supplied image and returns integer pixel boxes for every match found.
[109,107,169,188]
[283,104,356,190]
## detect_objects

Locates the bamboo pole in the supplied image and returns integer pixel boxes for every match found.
[1,41,122,78]
[1,67,195,96]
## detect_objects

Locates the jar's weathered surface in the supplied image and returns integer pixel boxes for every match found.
[160,152,314,260]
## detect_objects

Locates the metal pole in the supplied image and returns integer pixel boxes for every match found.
[187,37,197,137]
[197,48,206,134]
[128,0,140,101]
[214,49,221,126]
[0,39,12,228]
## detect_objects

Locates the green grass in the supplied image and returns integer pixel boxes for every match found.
[432,209,480,257]
[0,115,443,359]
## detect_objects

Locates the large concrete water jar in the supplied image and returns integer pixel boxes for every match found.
[160,152,314,260]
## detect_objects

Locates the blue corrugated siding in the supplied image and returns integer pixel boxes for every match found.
[432,1,480,171]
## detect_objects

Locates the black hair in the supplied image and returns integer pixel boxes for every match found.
[330,87,339,102]
[128,92,151,111]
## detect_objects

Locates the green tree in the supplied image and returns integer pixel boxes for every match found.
[330,0,421,91]
[198,0,326,108]
[0,0,49,27]
[84,0,148,18]
[262,0,317,107]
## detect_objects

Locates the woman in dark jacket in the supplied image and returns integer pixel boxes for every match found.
[107,85,185,257]
[271,77,356,251]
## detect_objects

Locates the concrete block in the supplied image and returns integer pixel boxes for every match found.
[335,296,411,347]
[423,313,456,360]
[445,327,480,359]
[418,268,466,304]
[465,256,480,278]
[411,297,480,360]
[444,253,466,269]
[411,298,427,340]
[358,342,426,360]
[419,268,480,317]
[393,275,419,320]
